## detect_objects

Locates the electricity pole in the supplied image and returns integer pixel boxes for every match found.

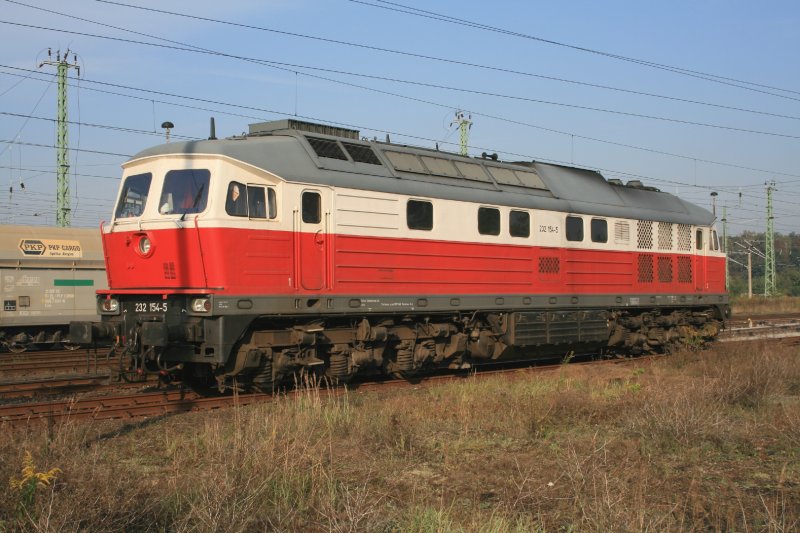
[39,48,79,227]
[764,181,777,297]
[452,110,471,157]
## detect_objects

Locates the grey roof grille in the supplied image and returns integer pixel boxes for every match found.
[307,137,348,161]
[341,142,382,165]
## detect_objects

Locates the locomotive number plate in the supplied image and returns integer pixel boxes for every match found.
[134,302,168,313]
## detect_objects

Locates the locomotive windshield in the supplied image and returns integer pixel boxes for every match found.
[115,172,152,218]
[159,169,210,215]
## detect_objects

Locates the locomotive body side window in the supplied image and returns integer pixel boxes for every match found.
[407,200,433,230]
[160,169,210,215]
[247,186,267,219]
[591,218,608,243]
[302,191,321,224]
[226,181,248,217]
[478,207,500,236]
[566,216,584,242]
[267,188,277,219]
[509,210,530,238]
[115,172,152,218]
[695,229,703,250]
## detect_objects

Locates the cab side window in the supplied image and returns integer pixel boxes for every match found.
[226,181,248,217]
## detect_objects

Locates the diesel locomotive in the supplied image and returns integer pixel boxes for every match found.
[70,119,728,390]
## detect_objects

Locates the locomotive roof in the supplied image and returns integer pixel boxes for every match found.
[129,120,715,226]
[0,224,104,267]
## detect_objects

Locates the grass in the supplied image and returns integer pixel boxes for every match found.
[731,295,800,316]
[1,341,799,532]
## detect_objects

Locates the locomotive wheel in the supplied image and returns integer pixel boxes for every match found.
[182,363,216,392]
[327,353,352,384]
[7,343,27,354]
[391,346,415,380]
[251,359,274,393]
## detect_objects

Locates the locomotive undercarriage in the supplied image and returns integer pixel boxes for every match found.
[209,306,722,392]
[77,303,723,391]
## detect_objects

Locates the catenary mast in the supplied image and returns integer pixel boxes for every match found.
[39,49,79,227]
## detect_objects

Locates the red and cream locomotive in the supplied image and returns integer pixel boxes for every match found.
[71,119,728,390]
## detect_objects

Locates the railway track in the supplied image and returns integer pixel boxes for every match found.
[720,317,800,342]
[0,355,660,428]
[0,348,117,378]
[2,316,798,428]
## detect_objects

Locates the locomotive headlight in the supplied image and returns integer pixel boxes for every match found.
[100,298,120,314]
[137,236,152,256]
[191,298,211,313]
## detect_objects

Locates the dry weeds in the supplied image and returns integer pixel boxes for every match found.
[731,295,800,316]
[1,342,798,532]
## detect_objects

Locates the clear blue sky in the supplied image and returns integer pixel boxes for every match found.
[1,0,798,236]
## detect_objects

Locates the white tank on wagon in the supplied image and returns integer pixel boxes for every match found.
[0,224,107,352]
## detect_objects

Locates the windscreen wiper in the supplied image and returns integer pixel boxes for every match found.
[180,184,205,221]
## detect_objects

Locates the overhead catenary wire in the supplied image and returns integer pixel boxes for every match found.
[2,66,798,203]
[0,20,798,142]
[346,0,800,100]
[2,64,799,183]
[0,6,795,233]
[28,0,791,123]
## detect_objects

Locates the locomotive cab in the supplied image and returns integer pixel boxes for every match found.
[71,149,293,380]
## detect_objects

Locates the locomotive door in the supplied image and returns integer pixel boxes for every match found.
[297,189,328,290]
[694,228,707,291]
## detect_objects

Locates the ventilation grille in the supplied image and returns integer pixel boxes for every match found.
[307,137,348,160]
[658,256,673,283]
[539,256,560,274]
[658,222,673,250]
[677,224,692,251]
[678,257,693,283]
[163,262,176,280]
[638,255,653,283]
[637,220,654,250]
[341,142,382,165]
[614,222,630,244]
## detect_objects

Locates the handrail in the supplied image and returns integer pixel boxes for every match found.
[193,215,209,289]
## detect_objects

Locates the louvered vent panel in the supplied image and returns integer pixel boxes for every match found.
[614,222,630,244]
